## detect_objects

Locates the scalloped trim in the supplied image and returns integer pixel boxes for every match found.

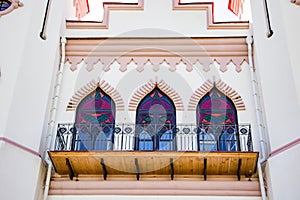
[67,79,124,111]
[128,79,184,111]
[188,79,246,111]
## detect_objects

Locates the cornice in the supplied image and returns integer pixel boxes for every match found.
[65,37,248,73]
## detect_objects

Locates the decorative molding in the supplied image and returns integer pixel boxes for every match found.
[65,37,248,73]
[66,0,248,30]
[0,137,41,158]
[0,0,23,17]
[67,1,144,29]
[291,0,300,6]
[269,137,300,158]
[67,79,124,111]
[188,79,246,111]
[128,79,184,111]
[173,0,249,30]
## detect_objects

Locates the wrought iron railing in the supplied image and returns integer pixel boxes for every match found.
[54,123,253,152]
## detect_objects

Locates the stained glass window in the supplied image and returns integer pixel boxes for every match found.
[197,87,238,151]
[74,87,115,151]
[0,0,11,12]
[136,87,176,151]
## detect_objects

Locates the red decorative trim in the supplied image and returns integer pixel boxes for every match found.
[174,0,249,30]
[67,0,144,29]
[0,136,41,158]
[269,137,300,158]
[188,79,246,111]
[67,79,125,111]
[66,0,248,30]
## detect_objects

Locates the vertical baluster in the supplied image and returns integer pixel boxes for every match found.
[181,133,185,150]
[123,133,127,150]
[126,133,131,150]
[113,133,117,150]
[116,133,121,150]
[122,133,126,150]
[176,133,181,151]
[129,133,134,150]
[117,132,121,151]
[192,133,197,151]
[189,133,193,151]
[185,133,189,151]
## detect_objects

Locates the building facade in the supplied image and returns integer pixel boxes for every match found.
[0,0,299,200]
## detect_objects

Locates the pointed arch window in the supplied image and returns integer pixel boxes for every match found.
[136,87,176,151]
[74,87,115,151]
[197,87,239,151]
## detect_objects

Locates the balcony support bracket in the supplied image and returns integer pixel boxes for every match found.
[135,158,140,181]
[170,158,174,180]
[237,158,242,181]
[100,158,108,180]
[66,158,75,180]
[203,158,207,181]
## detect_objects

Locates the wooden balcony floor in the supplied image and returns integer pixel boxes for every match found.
[48,151,258,179]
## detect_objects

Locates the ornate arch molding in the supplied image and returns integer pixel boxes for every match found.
[0,0,23,17]
[128,79,184,111]
[67,79,124,111]
[188,79,246,111]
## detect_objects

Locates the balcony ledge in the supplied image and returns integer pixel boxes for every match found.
[48,151,258,181]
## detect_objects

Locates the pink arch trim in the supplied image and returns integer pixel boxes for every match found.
[128,79,184,111]
[67,79,124,111]
[188,79,246,111]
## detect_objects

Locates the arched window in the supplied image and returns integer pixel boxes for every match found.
[0,0,11,11]
[197,87,239,151]
[74,87,115,151]
[136,87,176,151]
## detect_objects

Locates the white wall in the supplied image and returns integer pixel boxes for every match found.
[250,0,300,199]
[0,1,67,199]
[266,145,300,200]
[251,0,300,151]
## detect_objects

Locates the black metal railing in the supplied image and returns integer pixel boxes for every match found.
[54,123,253,152]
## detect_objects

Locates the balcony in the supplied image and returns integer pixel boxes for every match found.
[49,123,258,181]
